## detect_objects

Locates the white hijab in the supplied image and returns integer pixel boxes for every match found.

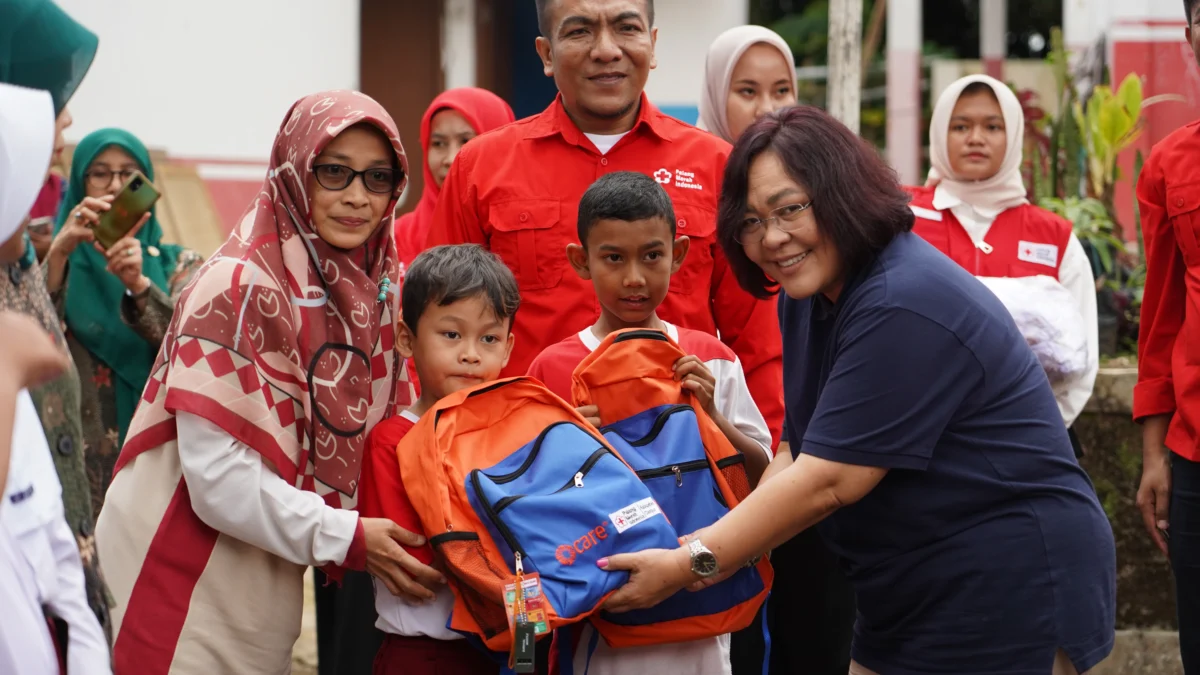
[927,74,1029,214]
[697,25,797,144]
[0,82,55,244]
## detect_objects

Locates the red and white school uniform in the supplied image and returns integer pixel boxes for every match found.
[357,410,498,675]
[528,321,771,675]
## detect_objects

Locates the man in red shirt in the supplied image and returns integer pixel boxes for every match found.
[1135,0,1200,668]
[427,0,784,447]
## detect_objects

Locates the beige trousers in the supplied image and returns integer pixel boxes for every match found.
[847,650,1085,675]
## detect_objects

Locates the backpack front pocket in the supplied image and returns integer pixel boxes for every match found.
[466,422,679,619]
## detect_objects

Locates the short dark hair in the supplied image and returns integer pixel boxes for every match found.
[400,244,521,333]
[1188,0,1200,25]
[535,0,655,38]
[576,171,676,247]
[717,106,915,299]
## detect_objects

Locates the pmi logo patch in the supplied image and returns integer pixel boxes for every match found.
[554,521,609,566]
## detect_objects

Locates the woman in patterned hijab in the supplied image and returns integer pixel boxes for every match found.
[95,90,437,674]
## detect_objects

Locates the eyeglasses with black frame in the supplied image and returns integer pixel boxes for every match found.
[736,201,813,245]
[85,168,137,190]
[312,164,401,194]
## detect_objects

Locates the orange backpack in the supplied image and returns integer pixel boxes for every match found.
[396,377,685,654]
[570,328,774,648]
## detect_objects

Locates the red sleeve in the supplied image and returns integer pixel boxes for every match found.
[1134,148,1184,421]
[527,341,583,404]
[359,419,434,565]
[710,252,784,447]
[426,144,486,248]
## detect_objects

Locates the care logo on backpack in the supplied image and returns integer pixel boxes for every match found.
[608,497,664,534]
[556,520,610,566]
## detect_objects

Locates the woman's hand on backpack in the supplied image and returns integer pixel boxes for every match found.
[596,546,693,613]
[362,518,445,603]
[674,356,716,416]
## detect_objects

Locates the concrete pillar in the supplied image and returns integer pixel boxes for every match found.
[980,0,1007,80]
[442,0,476,89]
[827,0,864,133]
[886,0,923,185]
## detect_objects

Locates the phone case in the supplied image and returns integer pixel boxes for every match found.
[93,170,161,250]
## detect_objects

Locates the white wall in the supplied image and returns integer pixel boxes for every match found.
[644,0,749,107]
[56,0,360,162]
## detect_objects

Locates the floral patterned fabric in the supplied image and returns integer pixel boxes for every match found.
[0,255,112,641]
[52,247,204,515]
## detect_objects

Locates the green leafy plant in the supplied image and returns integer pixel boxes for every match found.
[1038,196,1126,275]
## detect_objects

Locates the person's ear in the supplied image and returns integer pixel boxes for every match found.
[501,331,516,369]
[670,236,691,274]
[567,243,592,280]
[396,320,417,359]
[536,36,554,78]
[649,26,658,70]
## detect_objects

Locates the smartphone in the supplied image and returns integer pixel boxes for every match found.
[93,170,160,250]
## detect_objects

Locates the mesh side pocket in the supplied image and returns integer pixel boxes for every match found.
[431,533,512,640]
[716,454,752,503]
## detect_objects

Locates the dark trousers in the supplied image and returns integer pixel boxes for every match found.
[730,527,856,675]
[315,569,386,675]
[1173,454,1200,674]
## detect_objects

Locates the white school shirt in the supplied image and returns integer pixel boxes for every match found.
[371,410,460,640]
[1,390,110,674]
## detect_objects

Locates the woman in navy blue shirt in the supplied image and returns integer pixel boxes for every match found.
[600,106,1116,675]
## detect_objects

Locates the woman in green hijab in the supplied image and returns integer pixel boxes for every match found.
[46,128,204,514]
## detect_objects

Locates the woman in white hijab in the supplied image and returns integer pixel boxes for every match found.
[698,25,797,144]
[0,81,108,675]
[700,26,855,675]
[907,74,1098,433]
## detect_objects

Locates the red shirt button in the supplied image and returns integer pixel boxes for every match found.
[519,212,529,222]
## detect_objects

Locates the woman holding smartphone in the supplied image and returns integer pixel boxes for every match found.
[46,128,203,514]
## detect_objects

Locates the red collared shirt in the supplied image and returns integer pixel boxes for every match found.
[428,94,783,446]
[1135,119,1200,460]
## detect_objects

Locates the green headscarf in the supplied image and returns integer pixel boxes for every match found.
[54,128,184,445]
[0,0,98,114]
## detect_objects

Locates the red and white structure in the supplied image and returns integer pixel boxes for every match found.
[1103,0,1200,235]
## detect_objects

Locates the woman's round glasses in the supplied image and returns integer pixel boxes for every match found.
[313,164,400,194]
[85,169,136,190]
[736,202,813,245]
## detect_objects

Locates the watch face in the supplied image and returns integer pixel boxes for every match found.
[692,551,719,577]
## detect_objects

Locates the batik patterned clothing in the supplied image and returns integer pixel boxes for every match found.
[0,255,113,642]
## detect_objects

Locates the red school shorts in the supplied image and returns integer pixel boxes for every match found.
[372,634,499,675]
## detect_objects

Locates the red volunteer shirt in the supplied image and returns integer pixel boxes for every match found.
[428,94,783,447]
[357,412,433,564]
[1135,120,1200,461]
[906,185,1073,280]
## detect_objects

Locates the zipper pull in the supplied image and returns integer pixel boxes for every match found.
[515,551,524,575]
[976,241,994,254]
[673,465,682,487]
[574,472,584,488]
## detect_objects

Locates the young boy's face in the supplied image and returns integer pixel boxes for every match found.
[397,294,514,403]
[567,216,689,328]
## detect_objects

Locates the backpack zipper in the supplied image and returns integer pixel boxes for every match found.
[554,446,610,492]
[486,421,575,485]
[636,458,710,486]
[469,469,527,560]
[608,404,693,447]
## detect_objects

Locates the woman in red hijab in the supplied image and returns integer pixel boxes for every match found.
[395,87,513,275]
